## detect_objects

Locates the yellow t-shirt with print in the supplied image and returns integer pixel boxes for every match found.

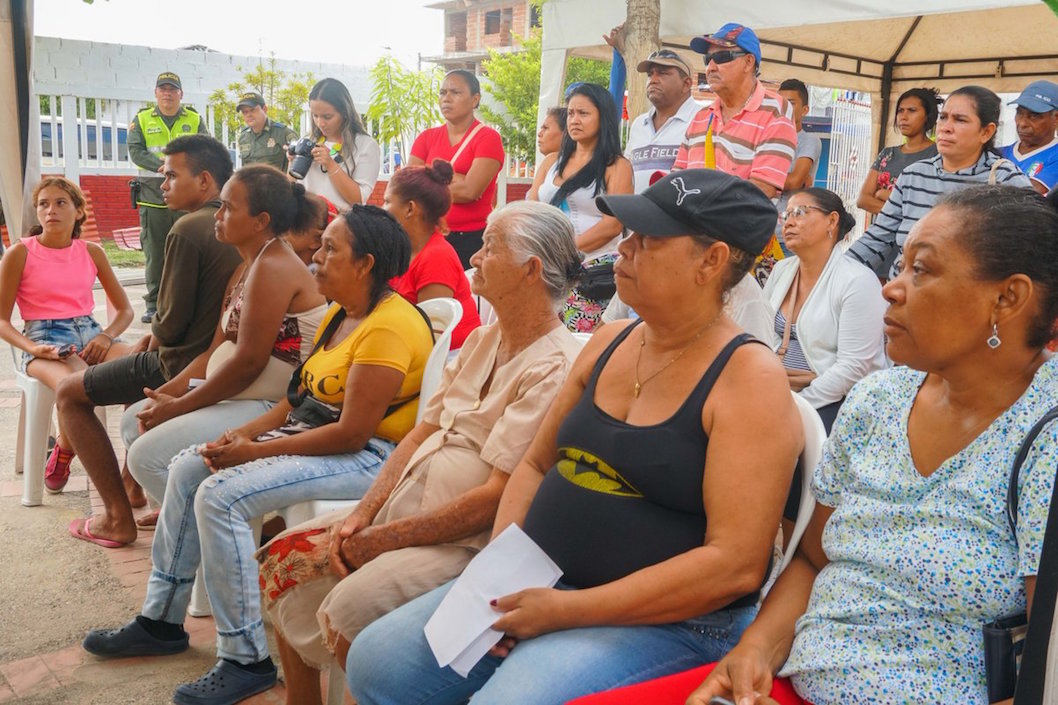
[299,296,433,443]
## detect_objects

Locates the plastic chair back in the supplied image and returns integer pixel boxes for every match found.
[464,268,495,325]
[782,394,825,571]
[416,298,463,424]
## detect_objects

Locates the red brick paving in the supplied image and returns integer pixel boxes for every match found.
[0,476,355,703]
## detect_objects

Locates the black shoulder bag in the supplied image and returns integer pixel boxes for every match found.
[984,405,1058,704]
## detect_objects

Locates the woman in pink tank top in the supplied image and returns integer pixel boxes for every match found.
[0,177,134,493]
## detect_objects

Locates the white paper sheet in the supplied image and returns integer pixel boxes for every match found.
[424,524,562,677]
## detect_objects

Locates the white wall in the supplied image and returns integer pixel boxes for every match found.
[33,36,373,116]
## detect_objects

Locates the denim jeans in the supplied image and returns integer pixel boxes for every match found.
[122,398,274,505]
[141,438,394,663]
[347,579,757,705]
[21,315,103,371]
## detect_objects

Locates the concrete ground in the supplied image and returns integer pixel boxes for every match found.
[0,271,347,704]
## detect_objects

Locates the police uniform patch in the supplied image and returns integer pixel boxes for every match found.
[267,138,275,148]
[182,125,192,132]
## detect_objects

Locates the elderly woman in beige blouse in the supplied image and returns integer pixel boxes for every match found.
[258,200,585,705]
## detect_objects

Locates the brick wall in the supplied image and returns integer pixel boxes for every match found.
[506,182,531,202]
[81,175,139,236]
[445,12,468,53]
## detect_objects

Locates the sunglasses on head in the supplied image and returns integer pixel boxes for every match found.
[705,49,747,65]
[647,49,681,61]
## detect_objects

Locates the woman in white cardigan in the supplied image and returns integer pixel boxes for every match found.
[764,188,887,431]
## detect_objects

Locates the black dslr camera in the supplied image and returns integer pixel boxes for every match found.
[287,138,317,180]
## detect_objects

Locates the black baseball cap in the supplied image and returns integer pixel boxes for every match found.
[156,72,182,89]
[237,91,266,109]
[596,170,778,254]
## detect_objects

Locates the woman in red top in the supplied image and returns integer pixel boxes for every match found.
[409,70,505,268]
[383,159,481,349]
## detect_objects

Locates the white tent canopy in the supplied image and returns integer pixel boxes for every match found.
[538,0,1058,150]
[0,0,37,245]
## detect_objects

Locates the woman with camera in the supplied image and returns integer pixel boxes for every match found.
[0,176,134,497]
[292,78,381,211]
[84,205,434,705]
[527,83,633,333]
[409,69,504,269]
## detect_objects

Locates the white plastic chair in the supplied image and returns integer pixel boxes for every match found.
[12,347,107,507]
[781,394,825,571]
[464,268,495,325]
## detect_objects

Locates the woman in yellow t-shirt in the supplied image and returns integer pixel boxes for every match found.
[82,205,433,703]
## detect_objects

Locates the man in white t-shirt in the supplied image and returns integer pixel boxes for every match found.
[624,49,700,193]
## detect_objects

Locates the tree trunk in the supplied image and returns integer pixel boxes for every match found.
[622,0,661,121]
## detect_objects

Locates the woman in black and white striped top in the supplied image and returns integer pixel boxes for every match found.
[848,85,1033,280]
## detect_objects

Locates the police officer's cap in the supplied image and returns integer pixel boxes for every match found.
[156,72,182,90]
[237,92,266,110]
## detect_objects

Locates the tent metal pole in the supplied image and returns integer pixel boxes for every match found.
[878,62,892,155]
[877,16,922,155]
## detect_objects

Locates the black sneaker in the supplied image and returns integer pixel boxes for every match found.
[141,308,157,323]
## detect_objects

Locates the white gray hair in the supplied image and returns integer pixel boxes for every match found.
[485,201,584,309]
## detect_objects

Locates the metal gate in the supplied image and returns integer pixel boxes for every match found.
[826,93,873,242]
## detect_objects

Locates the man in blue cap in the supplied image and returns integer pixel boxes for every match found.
[673,23,795,201]
[672,22,795,283]
[1001,80,1058,194]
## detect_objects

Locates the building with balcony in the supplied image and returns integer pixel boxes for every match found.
[422,0,541,72]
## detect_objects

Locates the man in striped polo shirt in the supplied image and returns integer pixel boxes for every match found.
[673,23,796,200]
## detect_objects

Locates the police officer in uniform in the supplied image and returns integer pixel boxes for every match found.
[236,91,298,170]
[128,71,209,322]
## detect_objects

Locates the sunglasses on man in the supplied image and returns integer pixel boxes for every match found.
[705,49,748,65]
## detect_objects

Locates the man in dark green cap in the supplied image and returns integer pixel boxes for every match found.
[129,71,210,323]
[236,91,298,170]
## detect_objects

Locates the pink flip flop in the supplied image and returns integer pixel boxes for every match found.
[69,517,128,549]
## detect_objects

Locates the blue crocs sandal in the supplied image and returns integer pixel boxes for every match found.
[83,618,189,657]
[172,660,278,705]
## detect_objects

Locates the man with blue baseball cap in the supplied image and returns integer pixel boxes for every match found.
[1001,80,1058,194]
[673,22,795,283]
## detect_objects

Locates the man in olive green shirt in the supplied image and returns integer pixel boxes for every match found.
[129,71,210,322]
[236,91,298,170]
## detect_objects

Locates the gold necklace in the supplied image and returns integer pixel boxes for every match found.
[633,316,721,398]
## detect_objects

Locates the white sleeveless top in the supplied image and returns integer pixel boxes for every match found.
[537,161,618,261]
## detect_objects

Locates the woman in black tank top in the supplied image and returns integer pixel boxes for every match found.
[347,171,803,705]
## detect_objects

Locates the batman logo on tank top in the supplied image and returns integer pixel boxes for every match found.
[556,447,643,498]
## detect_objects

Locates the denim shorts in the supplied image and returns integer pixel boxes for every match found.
[21,315,103,372]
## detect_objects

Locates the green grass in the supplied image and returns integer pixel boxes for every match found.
[100,239,146,268]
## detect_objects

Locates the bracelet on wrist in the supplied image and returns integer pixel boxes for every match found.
[98,332,115,343]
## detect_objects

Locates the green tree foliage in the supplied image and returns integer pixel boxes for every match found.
[479,31,615,161]
[479,33,543,162]
[208,55,314,145]
[567,57,612,93]
[365,56,443,164]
